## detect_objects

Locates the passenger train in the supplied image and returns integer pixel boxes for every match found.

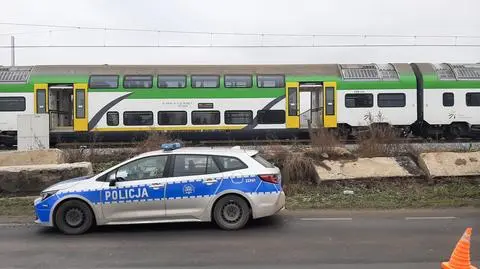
[0,63,479,146]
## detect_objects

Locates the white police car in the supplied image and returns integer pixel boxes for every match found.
[34,143,285,234]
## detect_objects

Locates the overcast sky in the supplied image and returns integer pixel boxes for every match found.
[1,0,479,66]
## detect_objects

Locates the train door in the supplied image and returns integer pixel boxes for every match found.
[34,83,88,131]
[285,82,300,128]
[299,83,323,128]
[73,83,88,131]
[323,82,337,128]
[34,84,48,115]
[285,81,337,129]
[48,84,73,130]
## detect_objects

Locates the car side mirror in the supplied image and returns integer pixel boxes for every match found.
[109,176,126,186]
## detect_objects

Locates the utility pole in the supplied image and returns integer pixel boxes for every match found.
[11,36,15,66]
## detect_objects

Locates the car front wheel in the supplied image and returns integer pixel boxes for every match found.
[54,200,94,235]
[213,195,251,230]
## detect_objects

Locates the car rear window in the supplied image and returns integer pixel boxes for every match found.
[253,154,275,168]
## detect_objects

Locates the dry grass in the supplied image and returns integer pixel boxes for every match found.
[63,148,87,163]
[309,127,341,152]
[306,128,354,160]
[356,112,406,157]
[63,131,171,164]
[282,153,319,185]
[259,145,291,168]
[133,131,172,155]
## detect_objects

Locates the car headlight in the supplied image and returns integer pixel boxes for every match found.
[40,190,58,201]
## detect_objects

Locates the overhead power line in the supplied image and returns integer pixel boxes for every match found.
[0,44,479,49]
[0,28,75,36]
[1,21,480,39]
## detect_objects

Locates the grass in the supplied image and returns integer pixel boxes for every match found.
[2,129,477,217]
[285,177,480,209]
[0,197,34,216]
[0,178,479,217]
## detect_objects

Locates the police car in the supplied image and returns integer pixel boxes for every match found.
[34,143,285,234]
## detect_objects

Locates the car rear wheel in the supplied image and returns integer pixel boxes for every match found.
[213,195,250,230]
[54,200,94,235]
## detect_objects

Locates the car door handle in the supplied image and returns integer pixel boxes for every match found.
[203,178,217,185]
[150,183,165,189]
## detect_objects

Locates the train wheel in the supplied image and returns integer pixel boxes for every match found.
[444,123,468,141]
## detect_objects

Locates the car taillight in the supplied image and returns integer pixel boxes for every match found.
[259,174,278,184]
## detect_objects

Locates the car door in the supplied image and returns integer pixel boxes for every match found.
[164,154,223,220]
[101,155,168,223]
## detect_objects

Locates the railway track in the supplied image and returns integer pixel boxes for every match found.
[52,137,479,149]
[53,139,312,149]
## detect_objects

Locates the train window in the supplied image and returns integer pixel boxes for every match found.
[106,111,119,126]
[466,93,480,106]
[89,75,119,89]
[191,75,220,88]
[158,111,187,125]
[0,97,26,112]
[257,110,286,124]
[443,93,454,107]
[345,94,373,108]
[257,75,285,88]
[36,89,47,113]
[158,75,186,88]
[192,111,220,125]
[325,87,335,115]
[75,89,86,119]
[377,93,406,107]
[288,87,298,116]
[123,75,153,89]
[224,75,252,88]
[225,110,253,124]
[123,111,154,126]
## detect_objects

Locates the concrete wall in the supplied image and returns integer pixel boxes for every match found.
[0,149,65,166]
[315,156,421,181]
[418,151,480,178]
[0,162,93,193]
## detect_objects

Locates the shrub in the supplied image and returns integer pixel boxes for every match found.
[133,131,172,155]
[260,145,290,169]
[356,111,406,157]
[309,127,340,153]
[282,153,319,185]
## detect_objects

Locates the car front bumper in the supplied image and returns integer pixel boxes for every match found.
[34,197,54,227]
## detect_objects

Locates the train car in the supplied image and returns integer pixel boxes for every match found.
[0,63,476,145]
[332,63,417,136]
[411,63,480,139]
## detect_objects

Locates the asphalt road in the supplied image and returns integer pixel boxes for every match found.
[0,208,478,269]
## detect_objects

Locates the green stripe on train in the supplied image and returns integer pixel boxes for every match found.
[1,72,479,96]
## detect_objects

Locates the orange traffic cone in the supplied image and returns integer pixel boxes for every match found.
[442,227,477,269]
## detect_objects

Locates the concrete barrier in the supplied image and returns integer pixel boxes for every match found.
[315,156,421,181]
[0,149,65,166]
[0,162,93,193]
[418,151,480,178]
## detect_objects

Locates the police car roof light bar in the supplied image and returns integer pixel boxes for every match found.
[161,142,182,151]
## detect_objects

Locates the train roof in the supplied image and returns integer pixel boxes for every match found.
[1,63,415,76]
[413,63,480,89]
[0,63,417,85]
[3,63,478,86]
[414,63,480,81]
